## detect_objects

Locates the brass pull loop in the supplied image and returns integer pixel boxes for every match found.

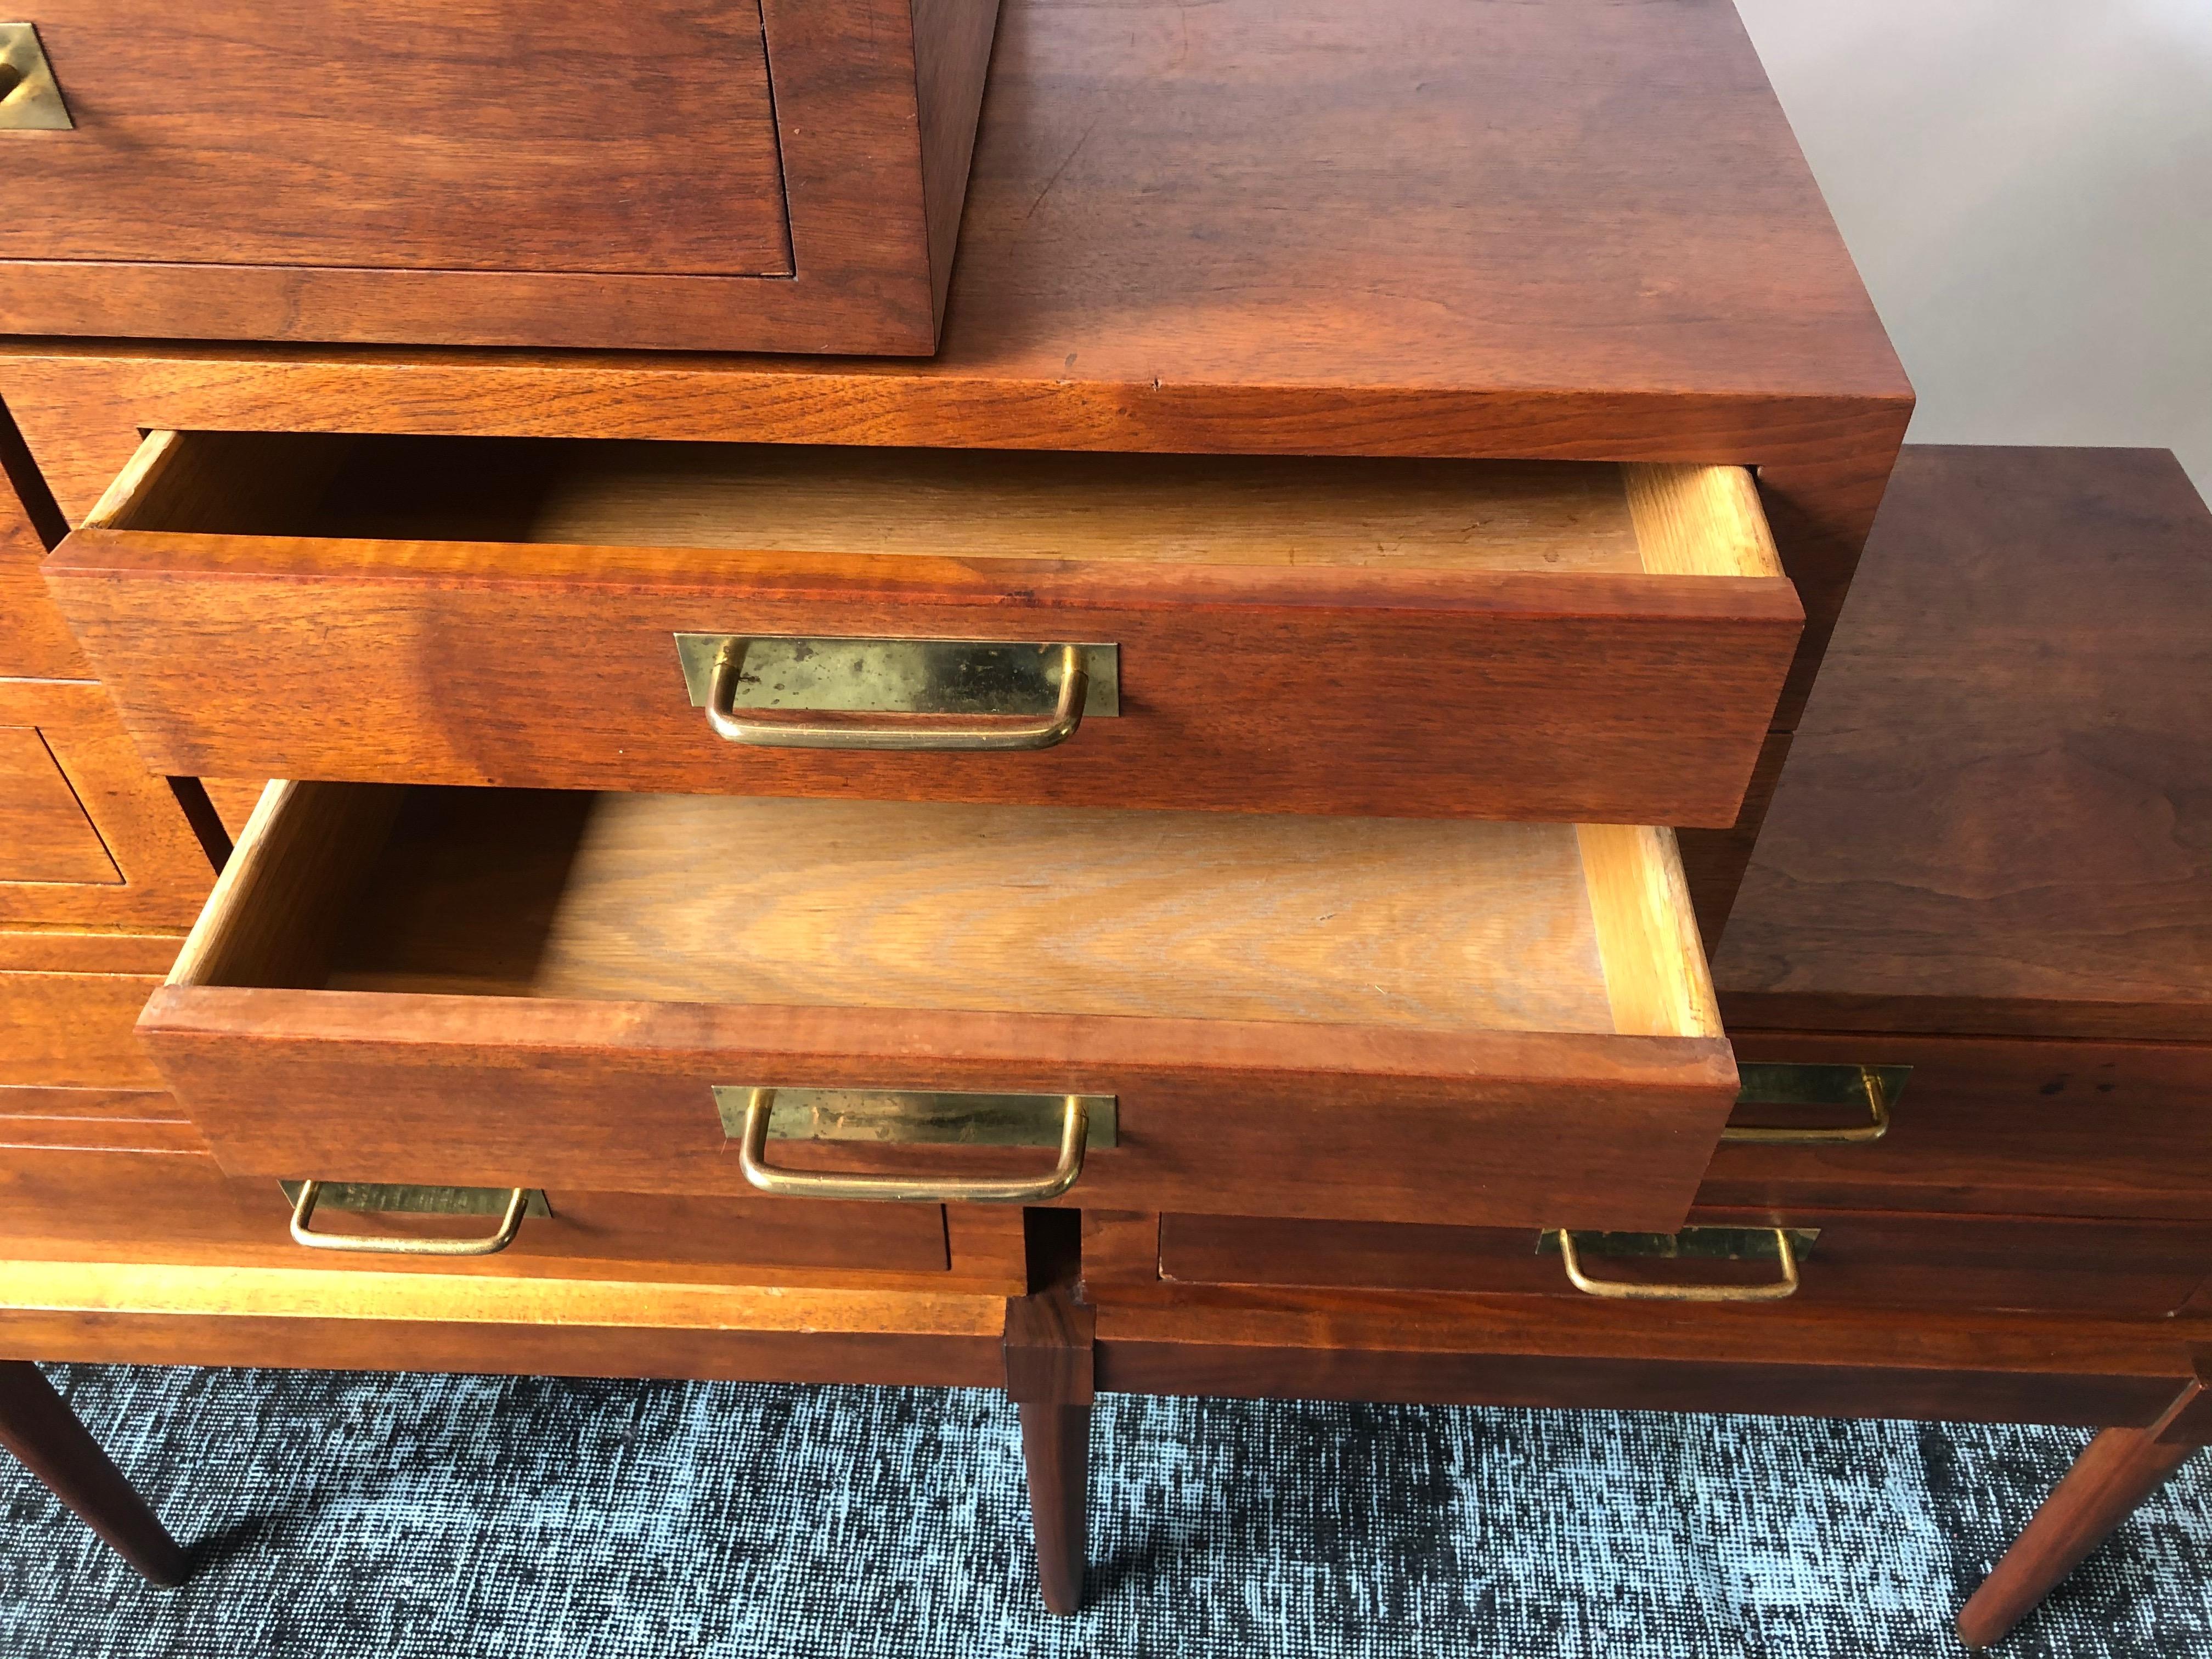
[1556,1227,1802,1303]
[287,1180,531,1256]
[1723,1064,1895,1145]
[707,640,1088,751]
[737,1088,1089,1203]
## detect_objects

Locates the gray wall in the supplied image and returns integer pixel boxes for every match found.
[1737,0,2212,494]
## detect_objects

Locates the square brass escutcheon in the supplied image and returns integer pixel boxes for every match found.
[0,24,73,130]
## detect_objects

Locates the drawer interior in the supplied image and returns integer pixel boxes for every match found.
[176,785,1719,1046]
[88,431,1781,580]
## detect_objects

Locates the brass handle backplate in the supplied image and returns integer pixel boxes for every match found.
[1722,1063,1908,1145]
[286,1179,535,1256]
[674,634,1118,752]
[1544,1227,1813,1303]
[0,24,72,129]
[731,1086,1097,1203]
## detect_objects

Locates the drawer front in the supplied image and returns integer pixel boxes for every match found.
[0,4,991,352]
[50,436,1804,828]
[265,1182,957,1277]
[1703,1035,2212,1222]
[3,3,791,278]
[0,1088,969,1276]
[0,1155,962,1279]
[0,680,218,928]
[0,1086,266,1251]
[136,780,1742,1231]
[0,722,115,883]
[1158,1209,2212,1319]
[0,930,175,1087]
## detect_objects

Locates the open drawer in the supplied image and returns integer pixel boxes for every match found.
[49,432,1802,827]
[136,782,1739,1229]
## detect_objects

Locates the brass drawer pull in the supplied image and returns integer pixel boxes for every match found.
[1549,1227,1806,1302]
[678,634,1115,752]
[286,1180,533,1256]
[0,24,72,130]
[733,1087,1092,1203]
[1722,1063,1906,1145]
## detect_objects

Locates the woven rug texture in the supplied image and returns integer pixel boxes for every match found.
[2,1364,2207,1657]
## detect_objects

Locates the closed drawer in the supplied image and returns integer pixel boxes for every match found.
[1,5,786,278]
[49,432,1804,829]
[1703,1040,2212,1222]
[1158,1209,2212,1319]
[0,1089,982,1279]
[134,779,1738,1229]
[0,928,176,1087]
[262,1182,961,1277]
[0,3,991,352]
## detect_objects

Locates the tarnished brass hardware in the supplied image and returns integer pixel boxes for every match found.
[285,1180,536,1256]
[674,634,1117,751]
[1542,1226,1814,1302]
[0,24,71,129]
[278,1181,552,1220]
[1723,1063,1908,1144]
[712,1086,1116,1150]
[732,1087,1094,1203]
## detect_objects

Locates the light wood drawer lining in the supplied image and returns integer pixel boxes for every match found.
[183,783,1718,1043]
[86,431,1780,580]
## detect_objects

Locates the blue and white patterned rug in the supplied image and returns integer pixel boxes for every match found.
[3,1365,2207,1657]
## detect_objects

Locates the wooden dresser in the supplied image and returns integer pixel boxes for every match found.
[3,2,2182,1647]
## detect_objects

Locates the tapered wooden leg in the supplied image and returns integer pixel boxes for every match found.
[1959,1373,2212,1650]
[1019,1400,1091,1615]
[1005,1220,1096,1617]
[0,1361,187,1586]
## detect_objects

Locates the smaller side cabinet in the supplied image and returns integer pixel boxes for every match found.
[0,0,1001,352]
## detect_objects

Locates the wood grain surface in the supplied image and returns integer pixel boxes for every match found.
[1578,825,1721,1040]
[0,1135,1031,1291]
[137,780,1739,1228]
[0,969,165,1088]
[1717,447,2212,1039]
[0,1256,1013,1386]
[410,442,1655,573]
[48,435,1804,828]
[0,726,117,886]
[1,1,790,275]
[0,0,1893,377]
[0,0,1914,915]
[1156,1209,2212,1321]
[0,679,217,929]
[0,394,83,678]
[0,0,1911,928]
[0,0,1908,738]
[1703,1031,2212,1224]
[322,791,1621,1037]
[0,0,1003,353]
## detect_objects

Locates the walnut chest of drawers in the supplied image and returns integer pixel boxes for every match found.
[0,0,2022,1629]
